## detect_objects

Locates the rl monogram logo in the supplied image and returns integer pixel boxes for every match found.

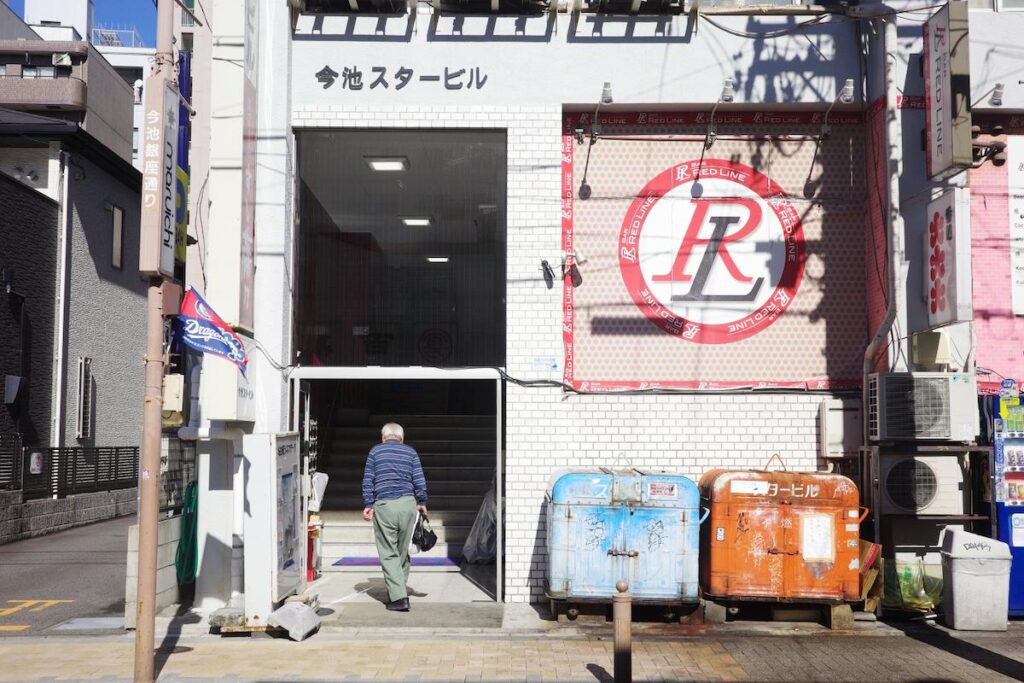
[618,159,805,344]
[652,198,765,303]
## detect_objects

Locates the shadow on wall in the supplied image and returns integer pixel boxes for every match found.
[733,16,844,105]
[0,174,58,447]
[68,156,146,296]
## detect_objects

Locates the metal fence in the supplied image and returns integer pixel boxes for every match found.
[21,446,139,500]
[0,434,22,490]
[4,437,194,505]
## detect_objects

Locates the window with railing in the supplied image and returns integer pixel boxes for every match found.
[182,0,196,26]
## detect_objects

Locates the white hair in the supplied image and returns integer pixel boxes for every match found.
[381,422,404,441]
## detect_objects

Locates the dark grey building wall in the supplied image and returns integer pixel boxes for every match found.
[60,152,145,448]
[0,173,58,446]
[0,4,39,40]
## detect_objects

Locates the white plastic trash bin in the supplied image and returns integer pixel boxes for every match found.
[941,529,1012,631]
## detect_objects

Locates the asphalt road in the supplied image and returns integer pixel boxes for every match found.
[0,515,132,635]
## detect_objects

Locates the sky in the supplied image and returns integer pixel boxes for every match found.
[9,0,157,46]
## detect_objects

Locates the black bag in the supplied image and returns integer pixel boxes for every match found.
[412,512,437,552]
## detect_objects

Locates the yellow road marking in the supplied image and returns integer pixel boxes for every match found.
[0,600,73,616]
[0,625,30,632]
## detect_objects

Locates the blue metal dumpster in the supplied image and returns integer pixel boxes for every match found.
[546,468,704,604]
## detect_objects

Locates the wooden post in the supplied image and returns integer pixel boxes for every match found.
[613,579,632,683]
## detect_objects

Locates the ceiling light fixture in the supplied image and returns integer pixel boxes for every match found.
[364,156,409,172]
[426,256,449,263]
[401,217,433,227]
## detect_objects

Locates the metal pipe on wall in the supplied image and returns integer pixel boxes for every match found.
[861,14,902,436]
[50,151,72,453]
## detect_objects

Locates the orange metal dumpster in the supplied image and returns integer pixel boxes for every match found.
[699,466,867,603]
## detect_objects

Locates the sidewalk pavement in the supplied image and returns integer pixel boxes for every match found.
[0,606,1023,682]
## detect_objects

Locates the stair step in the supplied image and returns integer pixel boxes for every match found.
[329,439,496,454]
[320,509,477,526]
[321,524,471,544]
[332,426,496,440]
[318,466,495,480]
[322,495,485,511]
[322,542,465,571]
[325,480,491,494]
[367,415,495,428]
[324,541,463,555]
[320,454,494,469]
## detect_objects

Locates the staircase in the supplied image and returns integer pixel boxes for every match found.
[318,414,496,571]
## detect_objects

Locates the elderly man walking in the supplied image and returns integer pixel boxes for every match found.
[362,422,428,612]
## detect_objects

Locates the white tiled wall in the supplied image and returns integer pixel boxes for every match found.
[292,104,835,602]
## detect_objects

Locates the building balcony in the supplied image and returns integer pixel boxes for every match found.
[0,76,86,110]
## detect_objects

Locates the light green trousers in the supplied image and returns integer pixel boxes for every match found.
[372,495,417,602]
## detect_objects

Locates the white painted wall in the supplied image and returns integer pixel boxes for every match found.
[24,0,92,40]
[293,11,862,109]
[204,0,245,336]
[251,0,294,433]
[95,46,153,171]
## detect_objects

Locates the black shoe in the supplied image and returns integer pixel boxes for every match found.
[386,598,410,612]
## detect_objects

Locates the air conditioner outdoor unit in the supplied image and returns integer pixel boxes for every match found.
[52,52,72,67]
[867,372,979,442]
[879,454,967,516]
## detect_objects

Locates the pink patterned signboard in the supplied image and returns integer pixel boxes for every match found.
[561,115,869,390]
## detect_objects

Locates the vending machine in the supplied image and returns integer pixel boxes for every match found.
[990,390,1024,616]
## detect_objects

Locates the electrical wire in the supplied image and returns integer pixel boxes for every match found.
[697,3,948,42]
[247,335,294,374]
[699,14,830,40]
[977,366,1006,381]
[443,366,859,395]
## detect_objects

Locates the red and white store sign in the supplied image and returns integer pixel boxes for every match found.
[561,114,868,391]
[618,160,805,344]
[923,189,972,328]
[923,1,972,180]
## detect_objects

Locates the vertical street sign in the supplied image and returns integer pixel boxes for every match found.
[175,50,192,269]
[139,77,180,278]
[1009,136,1024,315]
[239,0,259,331]
[923,1,972,181]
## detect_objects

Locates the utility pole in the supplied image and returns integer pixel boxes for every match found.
[134,0,176,680]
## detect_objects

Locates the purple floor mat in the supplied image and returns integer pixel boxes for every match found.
[333,556,461,567]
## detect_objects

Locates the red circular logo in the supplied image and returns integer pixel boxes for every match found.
[618,159,805,344]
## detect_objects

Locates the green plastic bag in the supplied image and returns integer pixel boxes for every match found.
[883,559,943,611]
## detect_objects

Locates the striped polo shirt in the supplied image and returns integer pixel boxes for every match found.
[362,439,428,507]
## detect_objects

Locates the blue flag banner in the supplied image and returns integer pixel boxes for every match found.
[176,288,248,376]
